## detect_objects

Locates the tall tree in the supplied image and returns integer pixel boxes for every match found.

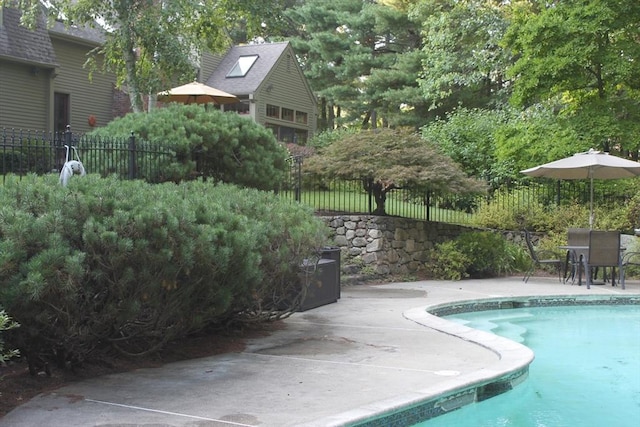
[413,0,512,114]
[503,0,640,157]
[285,0,379,130]
[362,0,431,129]
[286,0,429,130]
[4,0,283,113]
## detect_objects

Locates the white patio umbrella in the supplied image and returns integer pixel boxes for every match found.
[521,149,640,228]
[157,81,239,105]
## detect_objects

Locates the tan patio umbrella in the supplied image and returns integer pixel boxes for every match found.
[521,149,640,228]
[157,81,239,105]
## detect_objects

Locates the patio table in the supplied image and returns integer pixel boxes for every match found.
[558,244,625,286]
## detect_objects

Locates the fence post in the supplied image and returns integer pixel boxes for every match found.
[425,191,431,222]
[128,131,136,180]
[295,155,302,202]
[367,178,373,214]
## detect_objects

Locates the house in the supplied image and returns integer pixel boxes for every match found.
[1,5,317,143]
[0,6,117,134]
[202,42,317,144]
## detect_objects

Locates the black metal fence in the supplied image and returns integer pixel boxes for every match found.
[278,156,628,226]
[2,129,629,226]
[1,127,174,183]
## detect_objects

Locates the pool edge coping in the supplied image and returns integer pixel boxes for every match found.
[310,294,640,427]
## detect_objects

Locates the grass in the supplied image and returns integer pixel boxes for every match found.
[279,186,474,225]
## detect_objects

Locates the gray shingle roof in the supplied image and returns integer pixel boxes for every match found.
[205,42,290,96]
[49,21,105,45]
[0,7,57,66]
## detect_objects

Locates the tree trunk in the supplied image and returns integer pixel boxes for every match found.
[328,104,335,130]
[363,179,387,215]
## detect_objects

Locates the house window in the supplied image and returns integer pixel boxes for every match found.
[295,111,308,125]
[266,104,279,118]
[226,55,259,77]
[54,93,70,133]
[281,108,294,121]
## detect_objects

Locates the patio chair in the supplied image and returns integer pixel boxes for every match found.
[523,229,564,283]
[565,228,590,284]
[583,230,622,289]
[621,251,640,289]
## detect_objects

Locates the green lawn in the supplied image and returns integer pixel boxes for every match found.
[281,187,474,225]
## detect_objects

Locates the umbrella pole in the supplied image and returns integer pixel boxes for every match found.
[589,174,594,229]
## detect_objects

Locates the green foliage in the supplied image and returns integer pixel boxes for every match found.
[427,241,470,281]
[502,0,640,153]
[414,0,512,112]
[455,231,521,278]
[7,0,279,112]
[305,128,486,214]
[472,182,638,234]
[422,107,509,184]
[0,174,327,362]
[428,231,527,280]
[0,309,20,364]
[626,192,640,230]
[472,187,551,231]
[494,104,586,177]
[307,128,359,150]
[0,135,54,175]
[89,104,289,190]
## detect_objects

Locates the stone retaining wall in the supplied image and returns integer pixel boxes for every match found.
[320,215,475,277]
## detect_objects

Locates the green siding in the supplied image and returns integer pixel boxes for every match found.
[51,38,115,134]
[256,47,317,136]
[199,52,223,83]
[0,60,50,131]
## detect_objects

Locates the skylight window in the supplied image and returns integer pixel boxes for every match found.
[227,55,259,77]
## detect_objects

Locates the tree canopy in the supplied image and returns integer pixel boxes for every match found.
[305,128,485,214]
[4,0,283,112]
[502,0,640,157]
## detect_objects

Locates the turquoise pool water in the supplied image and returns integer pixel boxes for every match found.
[415,305,640,427]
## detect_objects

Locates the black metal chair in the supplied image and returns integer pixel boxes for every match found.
[621,251,640,290]
[523,229,564,283]
[583,230,622,289]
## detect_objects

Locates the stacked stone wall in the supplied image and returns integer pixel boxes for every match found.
[320,215,475,277]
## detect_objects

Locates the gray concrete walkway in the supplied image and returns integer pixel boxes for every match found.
[1,277,638,427]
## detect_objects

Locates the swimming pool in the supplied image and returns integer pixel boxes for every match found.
[413,304,640,426]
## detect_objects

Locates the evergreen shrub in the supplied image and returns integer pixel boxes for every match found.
[89,104,289,190]
[0,174,327,363]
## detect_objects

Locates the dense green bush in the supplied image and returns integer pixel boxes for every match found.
[473,185,638,234]
[426,241,471,280]
[428,231,529,280]
[471,186,551,231]
[0,174,327,363]
[89,104,289,190]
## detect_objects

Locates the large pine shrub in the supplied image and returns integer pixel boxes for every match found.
[89,104,290,190]
[0,174,327,362]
